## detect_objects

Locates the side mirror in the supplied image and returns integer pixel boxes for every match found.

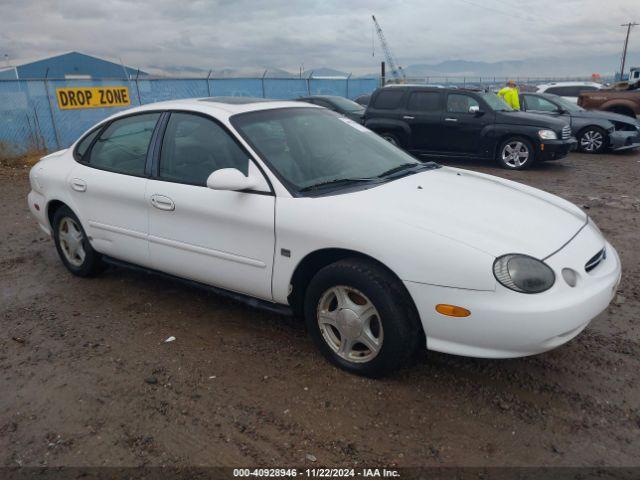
[468,105,483,115]
[206,168,258,192]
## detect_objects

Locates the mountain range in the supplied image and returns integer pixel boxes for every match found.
[146,51,640,79]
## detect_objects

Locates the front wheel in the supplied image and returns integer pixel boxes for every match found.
[497,137,535,170]
[303,258,422,377]
[578,126,607,154]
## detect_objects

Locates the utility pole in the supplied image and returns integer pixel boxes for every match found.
[619,22,638,79]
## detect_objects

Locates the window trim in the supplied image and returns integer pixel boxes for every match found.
[72,110,164,179]
[151,109,275,196]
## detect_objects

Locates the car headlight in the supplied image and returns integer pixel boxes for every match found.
[493,254,555,293]
[538,129,558,140]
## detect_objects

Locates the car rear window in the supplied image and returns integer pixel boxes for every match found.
[407,92,441,111]
[372,90,405,110]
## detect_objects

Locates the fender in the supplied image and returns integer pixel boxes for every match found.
[600,99,638,114]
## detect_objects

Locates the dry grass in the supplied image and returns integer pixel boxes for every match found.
[0,150,47,169]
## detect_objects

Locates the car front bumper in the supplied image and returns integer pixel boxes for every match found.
[404,223,621,358]
[608,129,640,151]
[538,138,577,161]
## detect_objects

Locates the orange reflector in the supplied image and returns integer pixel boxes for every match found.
[436,304,471,317]
[540,143,545,151]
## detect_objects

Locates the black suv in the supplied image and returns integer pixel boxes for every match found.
[364,86,577,169]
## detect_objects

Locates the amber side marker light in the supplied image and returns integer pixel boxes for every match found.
[436,304,471,317]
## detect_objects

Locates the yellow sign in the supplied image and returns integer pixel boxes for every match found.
[56,86,131,110]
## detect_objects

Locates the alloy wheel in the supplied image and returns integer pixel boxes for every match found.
[316,286,384,363]
[580,130,604,152]
[58,217,86,267]
[501,141,530,168]
[382,135,398,146]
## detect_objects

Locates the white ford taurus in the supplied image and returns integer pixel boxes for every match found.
[27,98,621,376]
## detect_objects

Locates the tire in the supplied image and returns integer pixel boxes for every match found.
[52,206,105,277]
[379,131,403,148]
[578,126,607,154]
[303,258,423,377]
[496,136,535,170]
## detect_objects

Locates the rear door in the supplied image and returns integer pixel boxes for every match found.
[69,112,161,267]
[403,90,444,152]
[146,111,275,300]
[440,93,491,155]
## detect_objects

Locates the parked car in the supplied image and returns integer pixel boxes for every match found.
[364,86,576,169]
[578,88,640,118]
[519,92,640,153]
[27,98,620,377]
[296,95,365,123]
[354,94,371,107]
[535,82,603,104]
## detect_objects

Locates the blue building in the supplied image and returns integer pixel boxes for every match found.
[0,51,145,79]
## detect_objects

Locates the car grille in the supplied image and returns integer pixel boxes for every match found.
[585,247,606,272]
[561,125,572,140]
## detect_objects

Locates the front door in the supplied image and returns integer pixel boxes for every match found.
[68,112,161,267]
[441,93,490,155]
[147,112,275,300]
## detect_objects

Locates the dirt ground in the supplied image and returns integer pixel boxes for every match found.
[1,151,639,468]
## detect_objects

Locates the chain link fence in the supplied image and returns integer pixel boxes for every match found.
[0,76,380,160]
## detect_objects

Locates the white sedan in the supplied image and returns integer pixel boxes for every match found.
[27,98,621,377]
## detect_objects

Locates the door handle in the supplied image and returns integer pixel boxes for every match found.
[403,115,415,120]
[444,117,458,122]
[150,194,175,211]
[70,178,87,192]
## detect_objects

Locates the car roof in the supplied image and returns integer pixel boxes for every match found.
[101,97,318,123]
[537,82,602,88]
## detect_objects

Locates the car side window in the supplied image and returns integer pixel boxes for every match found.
[524,95,558,112]
[372,90,404,109]
[87,113,160,176]
[159,112,249,186]
[446,94,479,113]
[75,128,101,161]
[407,92,441,111]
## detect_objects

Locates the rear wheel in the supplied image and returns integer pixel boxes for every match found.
[303,258,422,377]
[497,137,535,170]
[379,131,403,148]
[52,206,104,277]
[578,126,607,154]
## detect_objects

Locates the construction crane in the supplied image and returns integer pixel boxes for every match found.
[372,15,406,83]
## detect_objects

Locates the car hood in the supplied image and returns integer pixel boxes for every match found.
[496,111,568,129]
[339,166,587,259]
[573,109,639,125]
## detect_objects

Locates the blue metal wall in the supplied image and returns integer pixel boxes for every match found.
[0,52,141,80]
[0,76,379,157]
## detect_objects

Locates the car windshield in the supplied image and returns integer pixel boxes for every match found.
[480,93,513,111]
[326,96,365,113]
[551,95,585,112]
[232,108,430,193]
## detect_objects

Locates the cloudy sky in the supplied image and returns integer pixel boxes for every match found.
[1,0,638,74]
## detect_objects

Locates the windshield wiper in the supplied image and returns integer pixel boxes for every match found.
[298,177,375,193]
[378,163,424,178]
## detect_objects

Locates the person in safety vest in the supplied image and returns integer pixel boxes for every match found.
[497,79,520,110]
